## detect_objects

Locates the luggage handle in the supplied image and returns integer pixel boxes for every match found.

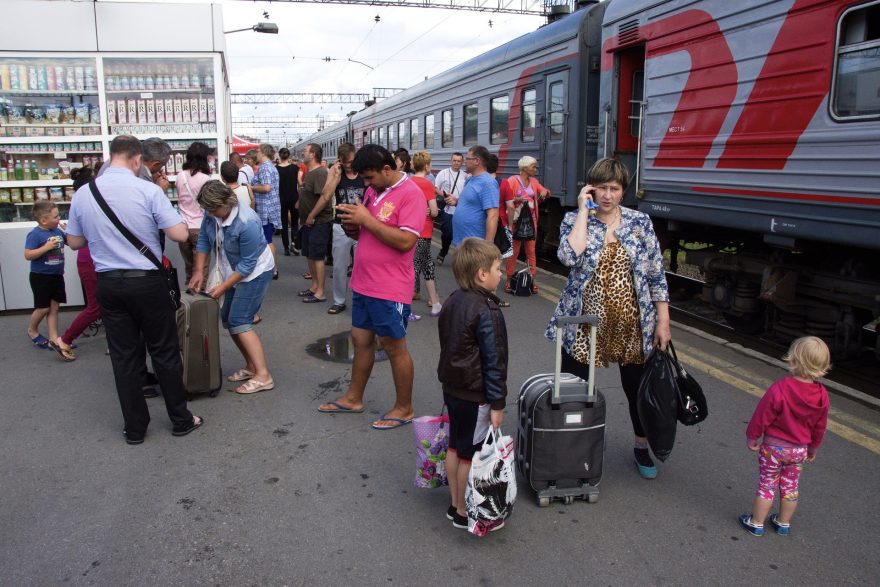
[554,315,599,404]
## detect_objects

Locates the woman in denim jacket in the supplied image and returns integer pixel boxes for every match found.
[188,180,276,395]
[546,158,671,479]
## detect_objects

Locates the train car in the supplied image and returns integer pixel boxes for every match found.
[297,0,879,356]
[599,0,880,355]
[297,1,607,245]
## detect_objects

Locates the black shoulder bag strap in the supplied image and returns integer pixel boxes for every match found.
[88,180,179,307]
[450,170,461,195]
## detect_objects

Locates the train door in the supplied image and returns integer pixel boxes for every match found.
[541,71,568,194]
[614,47,645,203]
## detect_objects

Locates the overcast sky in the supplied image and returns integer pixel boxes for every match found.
[217,0,547,142]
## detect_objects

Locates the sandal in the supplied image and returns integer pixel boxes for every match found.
[227,369,254,382]
[298,289,316,297]
[327,304,346,314]
[172,415,204,437]
[235,378,275,394]
[48,340,76,362]
[30,333,50,349]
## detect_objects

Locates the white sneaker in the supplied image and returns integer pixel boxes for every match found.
[408,313,422,322]
[430,303,442,317]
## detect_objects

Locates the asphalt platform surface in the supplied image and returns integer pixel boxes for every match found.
[2,239,878,586]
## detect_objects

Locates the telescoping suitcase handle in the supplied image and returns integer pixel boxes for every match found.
[554,315,599,404]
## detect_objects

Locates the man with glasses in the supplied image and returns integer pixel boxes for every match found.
[451,146,499,247]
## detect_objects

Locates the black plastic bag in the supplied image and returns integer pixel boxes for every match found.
[636,348,679,461]
[668,342,708,426]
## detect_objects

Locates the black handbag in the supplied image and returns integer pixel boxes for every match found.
[493,220,513,259]
[88,180,181,309]
[667,342,709,426]
[513,203,536,240]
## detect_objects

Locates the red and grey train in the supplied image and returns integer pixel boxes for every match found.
[299,0,880,357]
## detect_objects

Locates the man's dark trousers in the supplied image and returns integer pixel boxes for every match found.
[97,272,192,439]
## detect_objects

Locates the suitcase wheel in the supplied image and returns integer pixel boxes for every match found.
[537,496,551,508]
[209,389,219,398]
[563,496,574,505]
[588,493,599,504]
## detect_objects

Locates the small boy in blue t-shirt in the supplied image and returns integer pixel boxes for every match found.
[24,202,70,359]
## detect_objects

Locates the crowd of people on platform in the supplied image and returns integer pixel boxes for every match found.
[22,135,830,536]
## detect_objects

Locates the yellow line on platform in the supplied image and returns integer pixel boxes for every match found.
[675,349,880,456]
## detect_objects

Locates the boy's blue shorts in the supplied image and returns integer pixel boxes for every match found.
[351,292,410,340]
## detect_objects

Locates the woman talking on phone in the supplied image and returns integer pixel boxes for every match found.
[546,158,671,479]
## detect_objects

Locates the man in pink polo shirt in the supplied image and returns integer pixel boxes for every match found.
[317,144,425,430]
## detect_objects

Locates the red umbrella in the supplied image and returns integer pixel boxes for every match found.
[231,135,261,155]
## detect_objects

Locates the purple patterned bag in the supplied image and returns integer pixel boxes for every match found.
[413,413,449,488]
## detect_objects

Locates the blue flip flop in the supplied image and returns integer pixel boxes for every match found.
[30,334,50,349]
[318,401,364,414]
[371,416,413,430]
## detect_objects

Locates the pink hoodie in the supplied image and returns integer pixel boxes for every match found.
[746,377,829,455]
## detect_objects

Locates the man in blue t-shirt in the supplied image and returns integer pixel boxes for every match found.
[24,201,69,356]
[452,145,499,246]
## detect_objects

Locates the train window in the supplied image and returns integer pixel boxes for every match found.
[387,124,394,149]
[629,70,645,136]
[548,82,565,140]
[425,114,435,149]
[442,109,453,147]
[410,118,419,150]
[521,88,537,142]
[464,102,478,145]
[371,128,377,143]
[490,95,509,145]
[832,2,880,119]
[379,125,386,146]
[398,121,407,151]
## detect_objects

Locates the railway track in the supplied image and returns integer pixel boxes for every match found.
[533,248,879,401]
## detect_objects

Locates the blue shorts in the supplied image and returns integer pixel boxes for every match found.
[262,222,275,244]
[351,292,410,340]
[220,269,273,334]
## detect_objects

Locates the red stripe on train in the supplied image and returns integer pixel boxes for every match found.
[691,185,879,206]
[716,0,851,170]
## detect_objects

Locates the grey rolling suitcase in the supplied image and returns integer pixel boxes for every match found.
[176,291,222,397]
[516,315,605,506]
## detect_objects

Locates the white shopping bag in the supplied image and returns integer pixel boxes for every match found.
[465,427,516,536]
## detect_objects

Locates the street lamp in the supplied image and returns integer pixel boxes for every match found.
[224,22,279,34]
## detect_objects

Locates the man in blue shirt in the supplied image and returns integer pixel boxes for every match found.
[66,135,203,445]
[452,145,499,246]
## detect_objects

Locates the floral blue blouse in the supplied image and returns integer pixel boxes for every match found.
[545,206,669,359]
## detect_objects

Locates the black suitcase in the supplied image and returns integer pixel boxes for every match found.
[516,315,605,506]
[176,291,222,397]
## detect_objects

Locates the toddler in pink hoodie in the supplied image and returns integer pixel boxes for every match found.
[739,336,830,537]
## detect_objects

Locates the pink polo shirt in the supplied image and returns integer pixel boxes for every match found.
[349,175,425,304]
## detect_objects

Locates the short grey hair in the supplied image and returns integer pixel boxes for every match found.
[518,155,537,171]
[197,179,238,211]
[142,137,172,163]
[259,143,275,159]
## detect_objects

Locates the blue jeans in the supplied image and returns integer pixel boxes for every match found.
[221,270,273,334]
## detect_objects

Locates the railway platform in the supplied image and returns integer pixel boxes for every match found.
[1,241,878,585]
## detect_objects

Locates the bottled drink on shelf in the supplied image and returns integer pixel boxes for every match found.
[204,70,214,91]
[145,67,155,91]
[119,64,130,91]
[179,64,189,89]
[30,160,38,180]
[14,159,24,181]
[190,65,200,89]
[136,65,146,91]
[170,65,179,90]
[0,164,7,182]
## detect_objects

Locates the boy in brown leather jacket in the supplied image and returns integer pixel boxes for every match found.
[437,237,508,530]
